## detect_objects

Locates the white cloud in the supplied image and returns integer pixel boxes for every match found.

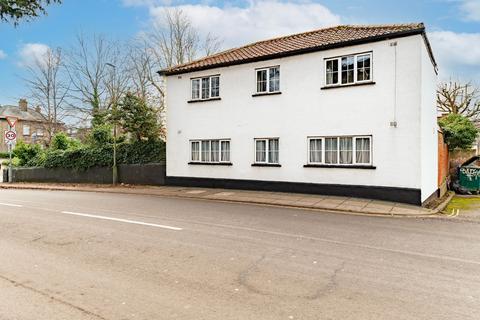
[148,1,341,48]
[429,30,480,82]
[461,0,480,21]
[18,43,50,67]
[0,49,6,60]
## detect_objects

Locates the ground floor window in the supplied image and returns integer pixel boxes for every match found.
[308,136,372,165]
[190,139,231,163]
[255,138,279,164]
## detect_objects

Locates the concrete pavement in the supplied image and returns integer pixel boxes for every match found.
[0,183,442,216]
[0,188,478,319]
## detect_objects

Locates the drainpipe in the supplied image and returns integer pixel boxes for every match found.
[390,41,398,128]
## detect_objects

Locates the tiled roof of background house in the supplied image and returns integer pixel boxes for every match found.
[0,105,46,122]
[161,23,436,75]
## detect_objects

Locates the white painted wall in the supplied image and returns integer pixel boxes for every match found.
[420,38,439,201]
[166,34,437,199]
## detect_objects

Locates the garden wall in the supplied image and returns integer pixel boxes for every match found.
[7,162,166,185]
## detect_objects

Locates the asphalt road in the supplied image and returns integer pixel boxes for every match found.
[0,189,479,320]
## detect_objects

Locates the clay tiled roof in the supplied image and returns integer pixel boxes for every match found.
[161,23,436,75]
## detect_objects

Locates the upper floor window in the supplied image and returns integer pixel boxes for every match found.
[191,139,230,163]
[325,52,372,86]
[36,128,44,137]
[256,66,280,93]
[255,138,279,164]
[308,136,372,165]
[23,124,30,136]
[191,75,220,101]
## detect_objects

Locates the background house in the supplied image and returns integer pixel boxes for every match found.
[0,99,52,152]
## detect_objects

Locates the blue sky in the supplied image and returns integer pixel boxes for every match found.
[0,0,479,105]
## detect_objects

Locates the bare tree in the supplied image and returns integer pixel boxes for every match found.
[152,8,198,68]
[127,42,167,139]
[66,34,111,125]
[24,47,70,143]
[126,8,222,139]
[203,32,223,57]
[103,42,131,112]
[437,81,480,123]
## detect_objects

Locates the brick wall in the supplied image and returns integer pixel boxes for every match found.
[0,119,49,153]
[438,131,449,196]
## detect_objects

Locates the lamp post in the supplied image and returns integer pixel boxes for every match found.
[106,63,118,185]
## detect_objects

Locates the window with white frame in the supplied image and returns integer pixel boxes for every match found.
[325,52,372,86]
[254,138,279,164]
[307,136,372,165]
[23,124,30,136]
[191,75,220,100]
[36,128,44,136]
[256,66,280,93]
[190,139,230,163]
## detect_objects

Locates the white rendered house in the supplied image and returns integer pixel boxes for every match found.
[161,23,438,205]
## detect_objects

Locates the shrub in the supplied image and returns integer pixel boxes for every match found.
[51,132,82,151]
[86,124,113,147]
[2,157,20,167]
[439,114,479,150]
[117,139,166,164]
[0,152,9,158]
[40,140,166,170]
[13,141,43,166]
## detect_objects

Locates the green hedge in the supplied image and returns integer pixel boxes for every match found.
[0,152,10,158]
[34,140,166,170]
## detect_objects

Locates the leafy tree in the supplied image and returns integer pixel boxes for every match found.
[118,93,161,142]
[0,0,61,25]
[51,132,81,151]
[438,114,479,150]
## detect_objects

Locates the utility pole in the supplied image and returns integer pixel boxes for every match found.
[106,63,118,185]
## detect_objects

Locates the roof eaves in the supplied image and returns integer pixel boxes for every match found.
[161,27,426,76]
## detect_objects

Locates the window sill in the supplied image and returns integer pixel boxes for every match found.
[321,81,375,90]
[251,163,282,167]
[252,91,282,97]
[188,162,232,166]
[187,97,221,103]
[304,164,376,169]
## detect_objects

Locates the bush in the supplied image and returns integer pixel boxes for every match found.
[13,141,43,166]
[41,140,166,170]
[2,157,20,167]
[6,126,166,170]
[51,132,82,151]
[0,152,9,158]
[439,114,479,150]
[117,139,166,164]
[86,124,113,147]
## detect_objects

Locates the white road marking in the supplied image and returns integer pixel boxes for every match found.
[61,211,183,231]
[0,202,23,207]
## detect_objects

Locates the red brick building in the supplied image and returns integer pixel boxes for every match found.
[0,99,51,153]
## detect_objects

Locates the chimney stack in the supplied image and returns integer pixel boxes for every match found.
[35,106,41,113]
[19,99,28,112]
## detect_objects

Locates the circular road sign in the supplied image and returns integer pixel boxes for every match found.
[5,130,16,141]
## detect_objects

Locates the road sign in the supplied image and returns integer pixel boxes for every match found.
[4,130,16,144]
[5,116,18,128]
